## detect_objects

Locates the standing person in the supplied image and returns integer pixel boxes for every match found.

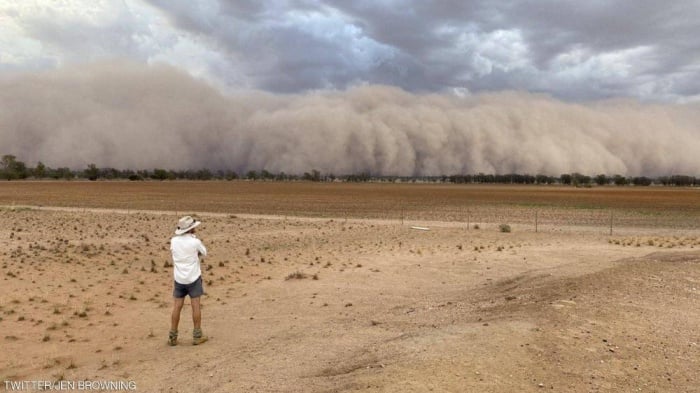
[168,215,208,346]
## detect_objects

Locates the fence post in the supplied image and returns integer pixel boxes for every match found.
[609,211,614,236]
[535,210,538,233]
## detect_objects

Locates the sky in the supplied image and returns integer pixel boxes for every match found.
[1,1,700,176]
[2,0,700,102]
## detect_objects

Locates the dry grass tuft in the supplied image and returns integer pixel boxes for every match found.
[285,271,307,280]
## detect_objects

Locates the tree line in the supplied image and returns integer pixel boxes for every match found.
[1,154,698,186]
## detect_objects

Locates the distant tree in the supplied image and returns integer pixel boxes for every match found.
[632,176,652,186]
[53,167,74,180]
[473,173,495,183]
[152,168,169,181]
[196,169,213,180]
[100,168,120,179]
[670,175,695,187]
[33,161,46,178]
[246,170,258,180]
[560,174,572,185]
[346,172,370,182]
[535,174,553,184]
[571,173,591,186]
[84,163,99,181]
[224,170,238,180]
[612,174,628,186]
[119,169,135,179]
[310,169,321,182]
[1,155,28,180]
[504,174,536,184]
[14,160,27,179]
[1,155,17,179]
[594,174,608,186]
[301,169,321,182]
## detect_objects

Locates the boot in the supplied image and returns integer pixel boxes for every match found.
[192,328,208,345]
[168,330,178,346]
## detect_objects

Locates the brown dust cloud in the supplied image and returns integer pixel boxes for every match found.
[1,62,699,176]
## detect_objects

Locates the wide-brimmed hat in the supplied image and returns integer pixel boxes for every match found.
[175,216,201,235]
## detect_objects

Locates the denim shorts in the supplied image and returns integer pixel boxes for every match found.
[173,276,204,299]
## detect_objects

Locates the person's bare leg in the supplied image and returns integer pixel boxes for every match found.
[169,297,185,346]
[191,297,207,345]
[171,297,185,331]
[191,297,202,329]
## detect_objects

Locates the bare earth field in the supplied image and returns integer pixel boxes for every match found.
[1,182,699,392]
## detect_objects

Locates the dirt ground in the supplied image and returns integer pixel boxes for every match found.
[1,183,699,392]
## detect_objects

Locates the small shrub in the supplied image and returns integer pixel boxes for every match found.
[499,224,511,233]
[285,271,307,280]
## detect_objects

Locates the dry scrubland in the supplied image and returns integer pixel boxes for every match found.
[0,182,699,392]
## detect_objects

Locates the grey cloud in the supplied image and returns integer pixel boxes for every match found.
[2,62,699,177]
[141,0,700,99]
[13,2,152,64]
[5,0,700,100]
[146,0,415,92]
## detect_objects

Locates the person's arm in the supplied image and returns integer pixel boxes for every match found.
[197,240,207,257]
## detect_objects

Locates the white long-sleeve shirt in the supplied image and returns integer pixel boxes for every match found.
[170,233,207,284]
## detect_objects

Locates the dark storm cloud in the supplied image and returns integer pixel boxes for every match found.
[3,1,700,100]
[142,0,416,92]
[135,0,700,100]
